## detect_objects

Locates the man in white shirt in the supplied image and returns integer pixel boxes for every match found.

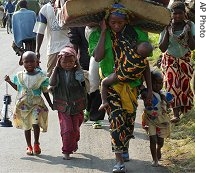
[33,0,70,77]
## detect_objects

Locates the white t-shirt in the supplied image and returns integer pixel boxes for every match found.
[33,2,69,55]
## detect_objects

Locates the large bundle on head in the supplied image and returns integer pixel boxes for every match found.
[59,0,171,33]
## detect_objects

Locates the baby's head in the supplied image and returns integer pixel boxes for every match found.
[151,70,163,93]
[57,46,79,71]
[136,42,153,58]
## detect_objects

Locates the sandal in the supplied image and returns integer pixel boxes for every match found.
[112,163,127,173]
[34,143,41,155]
[26,146,33,155]
[170,117,180,123]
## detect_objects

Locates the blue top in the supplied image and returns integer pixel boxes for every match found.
[5,1,16,13]
[12,8,36,47]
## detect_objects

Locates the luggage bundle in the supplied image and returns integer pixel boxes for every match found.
[58,0,171,33]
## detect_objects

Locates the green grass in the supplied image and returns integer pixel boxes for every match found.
[162,108,195,173]
[149,33,195,173]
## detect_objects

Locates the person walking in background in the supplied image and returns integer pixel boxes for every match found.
[68,26,105,129]
[87,55,106,129]
[86,25,107,129]
[15,0,40,16]
[140,70,171,167]
[88,3,153,172]
[4,0,18,32]
[4,51,53,155]
[12,0,37,65]
[33,0,69,77]
[159,0,195,123]
[49,46,86,160]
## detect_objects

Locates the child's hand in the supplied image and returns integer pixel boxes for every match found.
[4,75,11,83]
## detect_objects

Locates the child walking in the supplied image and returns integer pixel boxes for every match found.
[49,46,86,160]
[4,51,53,155]
[140,70,171,167]
[99,41,153,111]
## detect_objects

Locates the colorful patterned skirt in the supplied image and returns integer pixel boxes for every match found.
[161,51,194,113]
[107,83,138,153]
[13,95,49,132]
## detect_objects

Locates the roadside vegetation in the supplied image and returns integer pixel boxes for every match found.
[148,33,195,173]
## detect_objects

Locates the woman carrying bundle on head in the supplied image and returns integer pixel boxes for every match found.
[87,3,153,172]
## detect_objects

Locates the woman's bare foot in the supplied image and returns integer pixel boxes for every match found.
[63,154,71,160]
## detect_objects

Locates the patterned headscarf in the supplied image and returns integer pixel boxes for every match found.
[58,46,77,58]
[105,3,131,21]
[58,46,81,69]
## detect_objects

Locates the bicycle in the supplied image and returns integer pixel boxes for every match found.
[6,12,13,34]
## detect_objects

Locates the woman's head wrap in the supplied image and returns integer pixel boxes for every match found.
[58,46,77,58]
[105,3,131,21]
[170,0,186,12]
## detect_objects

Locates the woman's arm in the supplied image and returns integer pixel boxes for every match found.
[35,33,44,60]
[159,26,170,53]
[93,20,107,62]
